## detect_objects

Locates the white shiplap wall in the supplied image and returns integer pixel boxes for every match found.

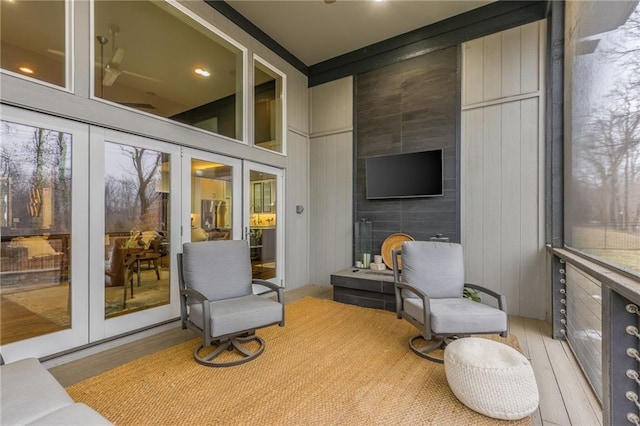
[285,130,310,289]
[309,77,354,285]
[461,20,547,318]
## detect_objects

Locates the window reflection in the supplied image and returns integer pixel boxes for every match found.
[0,0,66,87]
[94,0,244,140]
[190,159,232,242]
[565,1,640,275]
[254,58,284,153]
[249,170,276,280]
[104,142,170,317]
[0,121,72,344]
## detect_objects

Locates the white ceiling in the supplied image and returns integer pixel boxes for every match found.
[226,0,495,66]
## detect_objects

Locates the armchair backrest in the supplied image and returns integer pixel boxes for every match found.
[402,241,464,299]
[181,240,253,301]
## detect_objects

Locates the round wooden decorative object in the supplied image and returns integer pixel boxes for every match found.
[381,233,414,269]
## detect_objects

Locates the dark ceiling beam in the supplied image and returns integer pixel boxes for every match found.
[309,0,550,87]
[205,0,309,76]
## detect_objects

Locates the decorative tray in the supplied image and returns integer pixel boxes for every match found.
[381,233,414,269]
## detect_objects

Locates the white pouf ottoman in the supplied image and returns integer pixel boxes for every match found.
[444,337,539,420]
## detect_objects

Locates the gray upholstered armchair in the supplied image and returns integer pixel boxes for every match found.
[392,241,507,363]
[178,240,285,367]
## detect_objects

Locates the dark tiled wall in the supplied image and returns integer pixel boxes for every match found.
[355,46,459,256]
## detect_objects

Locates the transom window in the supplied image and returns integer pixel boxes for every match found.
[93,0,245,141]
[0,0,68,88]
[254,56,285,154]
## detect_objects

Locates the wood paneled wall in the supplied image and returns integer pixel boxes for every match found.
[307,22,548,309]
[309,78,354,285]
[461,20,547,318]
[285,130,310,289]
[355,46,459,254]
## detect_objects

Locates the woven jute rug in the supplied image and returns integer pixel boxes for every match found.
[67,297,531,425]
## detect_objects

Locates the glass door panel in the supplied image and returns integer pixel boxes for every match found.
[89,128,181,341]
[0,106,89,361]
[243,162,283,287]
[182,149,242,245]
[102,142,171,318]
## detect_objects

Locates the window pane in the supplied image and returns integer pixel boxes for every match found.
[94,1,243,140]
[104,142,170,317]
[565,1,640,276]
[254,58,284,153]
[249,170,277,280]
[0,0,66,87]
[0,121,72,344]
[190,159,233,242]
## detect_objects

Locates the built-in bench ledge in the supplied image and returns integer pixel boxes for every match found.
[330,268,396,312]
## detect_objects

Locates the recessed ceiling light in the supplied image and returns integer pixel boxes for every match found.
[18,66,34,75]
[194,68,210,77]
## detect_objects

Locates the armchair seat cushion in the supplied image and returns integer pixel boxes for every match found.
[190,294,283,338]
[404,297,507,335]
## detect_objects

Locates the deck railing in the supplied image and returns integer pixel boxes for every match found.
[562,263,603,402]
[552,248,640,426]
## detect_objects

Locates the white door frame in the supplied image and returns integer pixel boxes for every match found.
[0,105,90,361]
[243,161,285,287]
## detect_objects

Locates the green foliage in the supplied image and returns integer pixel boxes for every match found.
[463,287,481,302]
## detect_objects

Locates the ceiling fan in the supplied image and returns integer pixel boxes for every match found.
[96,26,162,88]
[120,102,156,110]
[96,27,124,87]
[118,92,157,110]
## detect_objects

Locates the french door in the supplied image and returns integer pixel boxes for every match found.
[0,106,90,360]
[243,162,284,288]
[88,128,182,341]
[0,109,285,361]
[181,148,242,245]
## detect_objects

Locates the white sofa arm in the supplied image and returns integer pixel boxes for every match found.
[0,358,112,426]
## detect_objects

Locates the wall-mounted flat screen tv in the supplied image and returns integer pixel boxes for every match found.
[365,149,443,199]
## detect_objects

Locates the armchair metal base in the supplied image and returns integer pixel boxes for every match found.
[409,335,458,364]
[194,333,265,367]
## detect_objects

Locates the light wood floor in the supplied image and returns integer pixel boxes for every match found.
[47,284,602,426]
[1,298,66,344]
